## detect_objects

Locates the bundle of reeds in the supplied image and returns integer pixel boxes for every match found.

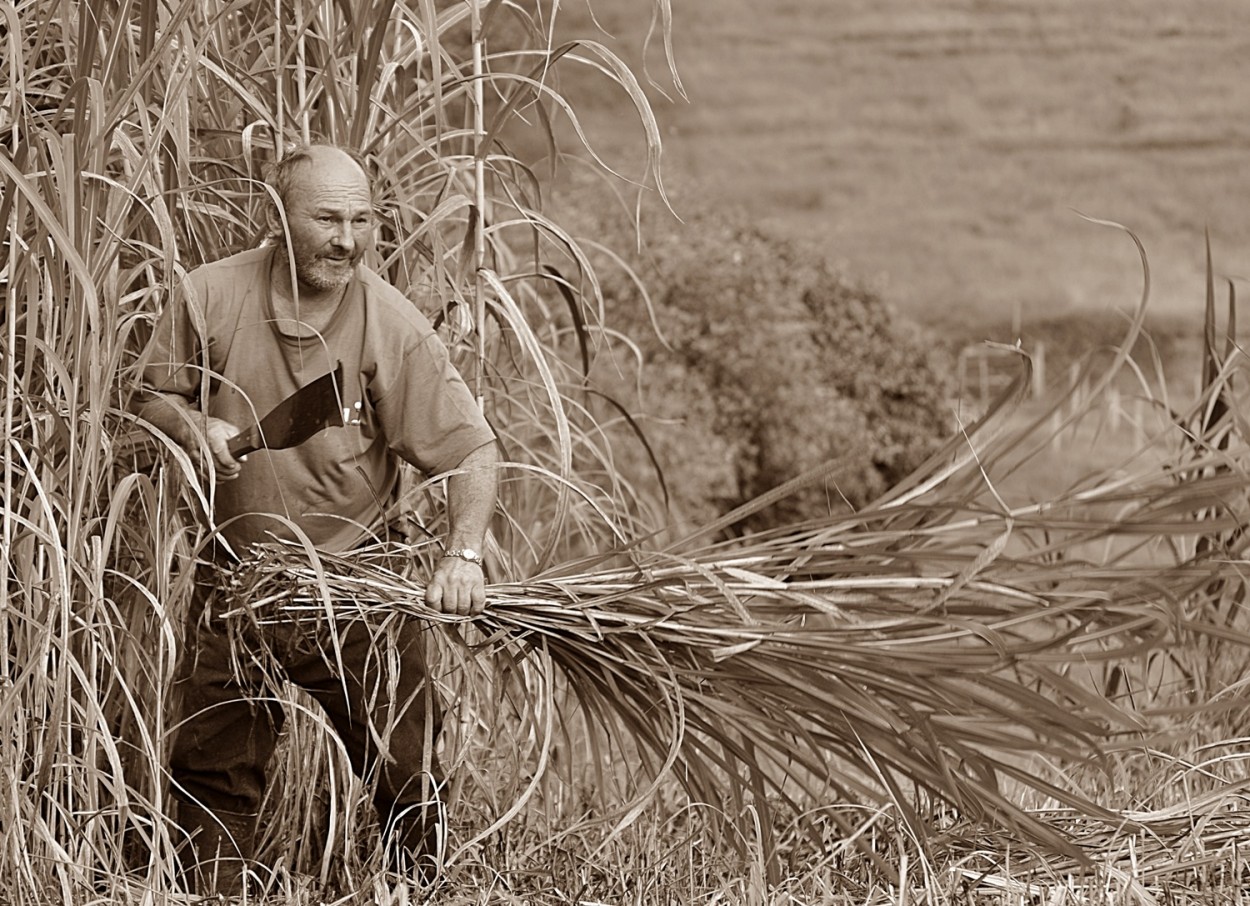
[218,529,1149,851]
[214,307,1250,884]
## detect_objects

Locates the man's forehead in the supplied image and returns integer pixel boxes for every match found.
[288,148,371,194]
[302,184,373,208]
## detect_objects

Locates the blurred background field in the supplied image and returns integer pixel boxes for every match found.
[535,0,1249,345]
[522,0,1249,523]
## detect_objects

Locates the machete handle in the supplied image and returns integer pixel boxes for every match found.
[226,426,262,459]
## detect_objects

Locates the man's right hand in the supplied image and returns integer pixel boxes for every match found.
[203,417,244,480]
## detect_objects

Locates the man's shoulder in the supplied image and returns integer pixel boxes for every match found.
[188,246,271,284]
[169,249,269,331]
[357,266,438,338]
[180,247,271,305]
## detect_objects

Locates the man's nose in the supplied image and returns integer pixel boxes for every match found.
[331,222,353,250]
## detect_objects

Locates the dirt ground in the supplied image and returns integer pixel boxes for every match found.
[551,1,1250,339]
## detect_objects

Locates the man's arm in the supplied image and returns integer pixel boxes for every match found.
[135,392,243,480]
[424,440,497,616]
[132,287,242,480]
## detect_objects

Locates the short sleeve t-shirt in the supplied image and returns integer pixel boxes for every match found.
[140,247,495,553]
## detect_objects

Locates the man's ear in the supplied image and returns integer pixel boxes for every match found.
[265,201,287,241]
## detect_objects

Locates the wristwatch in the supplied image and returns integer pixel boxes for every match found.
[443,547,484,566]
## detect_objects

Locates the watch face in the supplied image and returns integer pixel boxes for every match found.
[461,548,479,561]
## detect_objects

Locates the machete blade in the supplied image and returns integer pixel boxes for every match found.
[226,361,346,458]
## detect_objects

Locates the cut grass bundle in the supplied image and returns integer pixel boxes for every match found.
[216,487,1211,884]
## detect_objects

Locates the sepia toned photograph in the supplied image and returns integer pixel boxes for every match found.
[2,2,1247,902]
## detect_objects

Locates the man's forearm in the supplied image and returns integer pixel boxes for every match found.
[425,440,498,615]
[444,441,498,552]
[133,391,203,451]
[134,391,244,480]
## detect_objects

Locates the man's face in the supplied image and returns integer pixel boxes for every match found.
[281,152,374,293]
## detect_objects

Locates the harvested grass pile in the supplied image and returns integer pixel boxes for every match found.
[217,495,1223,869]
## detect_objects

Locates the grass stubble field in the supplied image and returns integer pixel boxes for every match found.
[6,1,1250,904]
[556,0,1250,334]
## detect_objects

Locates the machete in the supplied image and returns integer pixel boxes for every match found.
[226,361,346,458]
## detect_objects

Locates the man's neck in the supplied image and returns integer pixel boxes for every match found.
[269,253,349,336]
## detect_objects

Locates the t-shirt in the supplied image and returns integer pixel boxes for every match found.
[139,246,495,553]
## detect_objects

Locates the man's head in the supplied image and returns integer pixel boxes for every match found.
[268,143,375,293]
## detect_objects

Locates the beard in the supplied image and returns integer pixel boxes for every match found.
[296,253,357,291]
[279,230,362,292]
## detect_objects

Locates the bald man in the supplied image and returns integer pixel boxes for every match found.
[136,143,497,894]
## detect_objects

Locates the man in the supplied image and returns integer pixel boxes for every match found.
[135,143,497,893]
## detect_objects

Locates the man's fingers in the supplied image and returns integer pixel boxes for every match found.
[425,577,467,614]
[203,418,243,479]
[445,584,472,616]
[424,563,485,616]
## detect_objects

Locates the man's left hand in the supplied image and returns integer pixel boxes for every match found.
[425,556,486,617]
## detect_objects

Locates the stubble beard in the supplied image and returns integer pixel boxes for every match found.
[295,251,358,292]
[283,235,359,293]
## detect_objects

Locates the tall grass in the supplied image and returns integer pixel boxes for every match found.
[5,0,1250,903]
[2,0,674,900]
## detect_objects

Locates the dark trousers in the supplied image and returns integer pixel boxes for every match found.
[170,575,444,867]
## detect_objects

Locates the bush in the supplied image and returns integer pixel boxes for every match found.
[564,185,956,532]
